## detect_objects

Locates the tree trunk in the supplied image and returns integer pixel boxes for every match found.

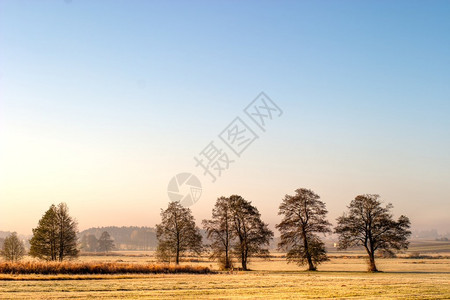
[52,239,56,261]
[225,246,230,269]
[241,253,246,270]
[176,229,180,264]
[306,255,316,271]
[368,252,378,272]
[59,230,64,262]
[367,238,378,272]
[224,224,231,269]
[241,248,247,270]
[302,230,316,271]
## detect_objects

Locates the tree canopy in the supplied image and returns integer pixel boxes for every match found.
[335,194,411,272]
[0,232,26,262]
[229,195,273,271]
[156,202,203,264]
[276,188,332,271]
[29,203,79,261]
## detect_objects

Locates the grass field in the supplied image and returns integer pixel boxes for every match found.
[1,241,449,299]
[0,271,448,299]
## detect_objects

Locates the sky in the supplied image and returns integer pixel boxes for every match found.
[0,0,449,235]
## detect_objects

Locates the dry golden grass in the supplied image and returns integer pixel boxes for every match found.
[0,271,448,299]
[0,261,211,275]
[0,245,448,299]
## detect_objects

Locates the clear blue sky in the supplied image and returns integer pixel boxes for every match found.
[0,0,449,234]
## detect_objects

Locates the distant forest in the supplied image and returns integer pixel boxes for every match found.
[79,227,158,251]
[79,226,283,252]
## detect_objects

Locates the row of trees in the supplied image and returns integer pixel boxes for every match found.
[156,189,411,272]
[156,196,273,269]
[80,226,156,250]
[3,189,411,272]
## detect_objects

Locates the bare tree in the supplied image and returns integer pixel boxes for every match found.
[229,195,273,271]
[276,188,332,271]
[202,196,233,269]
[1,233,26,262]
[29,203,79,261]
[156,202,203,264]
[98,231,115,252]
[335,194,411,272]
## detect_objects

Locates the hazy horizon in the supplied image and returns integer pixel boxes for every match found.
[1,1,449,236]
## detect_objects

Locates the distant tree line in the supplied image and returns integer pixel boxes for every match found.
[1,189,411,272]
[79,226,157,250]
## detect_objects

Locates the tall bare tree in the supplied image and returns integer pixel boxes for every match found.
[229,195,273,271]
[335,194,411,272]
[202,196,233,269]
[276,188,332,271]
[156,202,203,264]
[29,203,79,261]
[1,233,26,262]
